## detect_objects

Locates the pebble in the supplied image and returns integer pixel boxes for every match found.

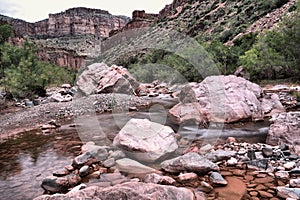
[178,172,198,182]
[258,190,273,198]
[209,172,227,186]
[227,157,238,166]
[79,166,90,177]
[103,158,116,168]
[284,162,296,170]
[289,178,300,187]
[275,171,289,180]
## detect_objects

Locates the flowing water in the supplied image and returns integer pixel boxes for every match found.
[0,97,271,199]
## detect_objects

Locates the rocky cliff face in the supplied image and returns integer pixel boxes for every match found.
[46,8,129,38]
[38,47,86,69]
[1,7,130,69]
[109,10,158,37]
[1,8,130,38]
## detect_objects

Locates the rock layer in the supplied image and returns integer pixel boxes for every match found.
[1,8,130,38]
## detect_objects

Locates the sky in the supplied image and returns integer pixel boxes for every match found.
[0,0,173,22]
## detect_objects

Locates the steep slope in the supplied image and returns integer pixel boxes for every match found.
[1,0,297,69]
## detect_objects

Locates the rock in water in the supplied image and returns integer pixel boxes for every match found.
[267,112,300,155]
[41,175,81,193]
[113,118,178,162]
[160,152,219,174]
[76,63,140,95]
[169,75,284,124]
[209,172,228,186]
[115,158,159,174]
[34,182,195,200]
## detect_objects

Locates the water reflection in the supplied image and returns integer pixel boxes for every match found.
[0,128,82,200]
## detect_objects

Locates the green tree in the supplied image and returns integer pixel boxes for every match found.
[239,1,300,81]
[0,23,13,44]
[1,42,76,98]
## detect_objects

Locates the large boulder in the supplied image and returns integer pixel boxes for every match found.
[160,152,219,174]
[76,63,140,95]
[266,112,300,155]
[34,182,195,200]
[113,118,178,162]
[169,75,284,124]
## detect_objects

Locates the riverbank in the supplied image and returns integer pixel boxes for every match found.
[0,93,151,141]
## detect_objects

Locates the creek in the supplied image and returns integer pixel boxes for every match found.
[0,97,271,200]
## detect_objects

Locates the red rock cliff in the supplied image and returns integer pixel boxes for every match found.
[0,7,130,38]
[109,10,158,36]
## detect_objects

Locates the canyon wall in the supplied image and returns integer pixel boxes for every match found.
[0,7,130,38]
[109,10,158,36]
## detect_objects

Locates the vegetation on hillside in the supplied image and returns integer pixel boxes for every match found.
[0,23,76,99]
[124,0,299,83]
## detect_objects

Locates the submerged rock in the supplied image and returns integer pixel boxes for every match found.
[209,172,228,186]
[41,175,81,193]
[113,118,178,162]
[160,152,219,174]
[115,158,159,174]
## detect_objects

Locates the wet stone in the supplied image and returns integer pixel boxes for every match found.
[262,147,273,157]
[249,191,258,196]
[275,171,289,180]
[103,158,116,168]
[247,149,256,160]
[205,150,237,162]
[283,161,296,170]
[143,173,176,185]
[258,190,273,198]
[41,176,68,193]
[53,170,70,177]
[178,172,198,182]
[79,166,90,177]
[289,168,300,175]
[209,172,227,186]
[108,150,126,160]
[277,187,300,199]
[65,165,74,171]
[199,181,213,193]
[227,157,238,166]
[246,159,268,170]
[253,176,274,184]
[290,178,300,187]
[161,152,219,174]
[72,152,94,168]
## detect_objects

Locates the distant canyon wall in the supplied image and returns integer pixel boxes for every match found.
[0,7,130,38]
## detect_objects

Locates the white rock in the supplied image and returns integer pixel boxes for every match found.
[113,118,178,162]
[227,157,238,166]
[284,162,296,170]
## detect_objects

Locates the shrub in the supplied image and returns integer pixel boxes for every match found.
[0,42,76,98]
